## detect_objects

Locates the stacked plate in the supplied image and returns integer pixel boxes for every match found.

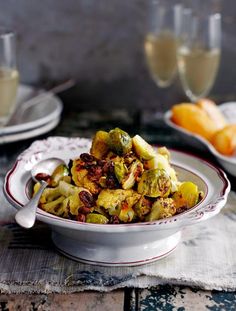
[0,85,63,144]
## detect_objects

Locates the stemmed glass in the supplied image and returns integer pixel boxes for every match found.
[144,0,183,88]
[0,28,19,126]
[177,10,221,102]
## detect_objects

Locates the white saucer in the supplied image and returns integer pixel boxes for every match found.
[0,85,63,135]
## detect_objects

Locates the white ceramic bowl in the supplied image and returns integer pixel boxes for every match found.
[164,102,236,177]
[4,137,230,266]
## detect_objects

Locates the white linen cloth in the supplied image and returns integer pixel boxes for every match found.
[0,175,235,294]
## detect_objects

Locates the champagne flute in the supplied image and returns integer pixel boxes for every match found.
[0,28,19,126]
[177,11,221,102]
[144,1,182,88]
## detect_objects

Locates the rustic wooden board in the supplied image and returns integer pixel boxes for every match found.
[0,291,125,311]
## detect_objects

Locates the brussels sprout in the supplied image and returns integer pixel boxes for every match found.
[146,198,176,221]
[132,135,156,160]
[114,161,128,183]
[50,164,70,187]
[108,128,132,155]
[93,205,108,217]
[86,213,109,224]
[145,154,179,193]
[122,160,143,190]
[137,168,171,198]
[173,181,199,209]
[146,154,170,171]
[90,130,110,159]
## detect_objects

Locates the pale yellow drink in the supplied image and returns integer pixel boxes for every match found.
[144,31,178,87]
[0,67,19,124]
[177,47,220,101]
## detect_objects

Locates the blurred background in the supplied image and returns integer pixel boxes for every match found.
[0,0,235,111]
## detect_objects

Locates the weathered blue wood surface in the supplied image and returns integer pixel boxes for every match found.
[132,286,236,311]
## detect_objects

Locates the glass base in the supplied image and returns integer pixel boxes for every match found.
[0,116,8,127]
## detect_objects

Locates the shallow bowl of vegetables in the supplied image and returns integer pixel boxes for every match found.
[4,128,230,266]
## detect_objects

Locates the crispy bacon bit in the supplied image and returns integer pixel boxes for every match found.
[79,191,94,207]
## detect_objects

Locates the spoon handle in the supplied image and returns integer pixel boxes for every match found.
[15,181,48,229]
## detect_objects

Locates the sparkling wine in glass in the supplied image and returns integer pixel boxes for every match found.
[0,28,19,126]
[177,12,221,102]
[144,1,182,88]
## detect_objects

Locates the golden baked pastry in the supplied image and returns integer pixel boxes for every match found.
[171,100,236,156]
[171,103,219,141]
[196,98,227,131]
[211,124,236,156]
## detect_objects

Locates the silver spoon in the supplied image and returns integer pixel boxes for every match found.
[15,157,66,229]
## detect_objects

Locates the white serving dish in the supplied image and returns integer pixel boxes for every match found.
[164,102,236,177]
[4,137,230,266]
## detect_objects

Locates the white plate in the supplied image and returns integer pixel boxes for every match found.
[164,102,236,177]
[0,85,63,135]
[4,137,230,266]
[0,117,60,145]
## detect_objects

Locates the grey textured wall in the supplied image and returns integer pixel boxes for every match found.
[0,0,236,110]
